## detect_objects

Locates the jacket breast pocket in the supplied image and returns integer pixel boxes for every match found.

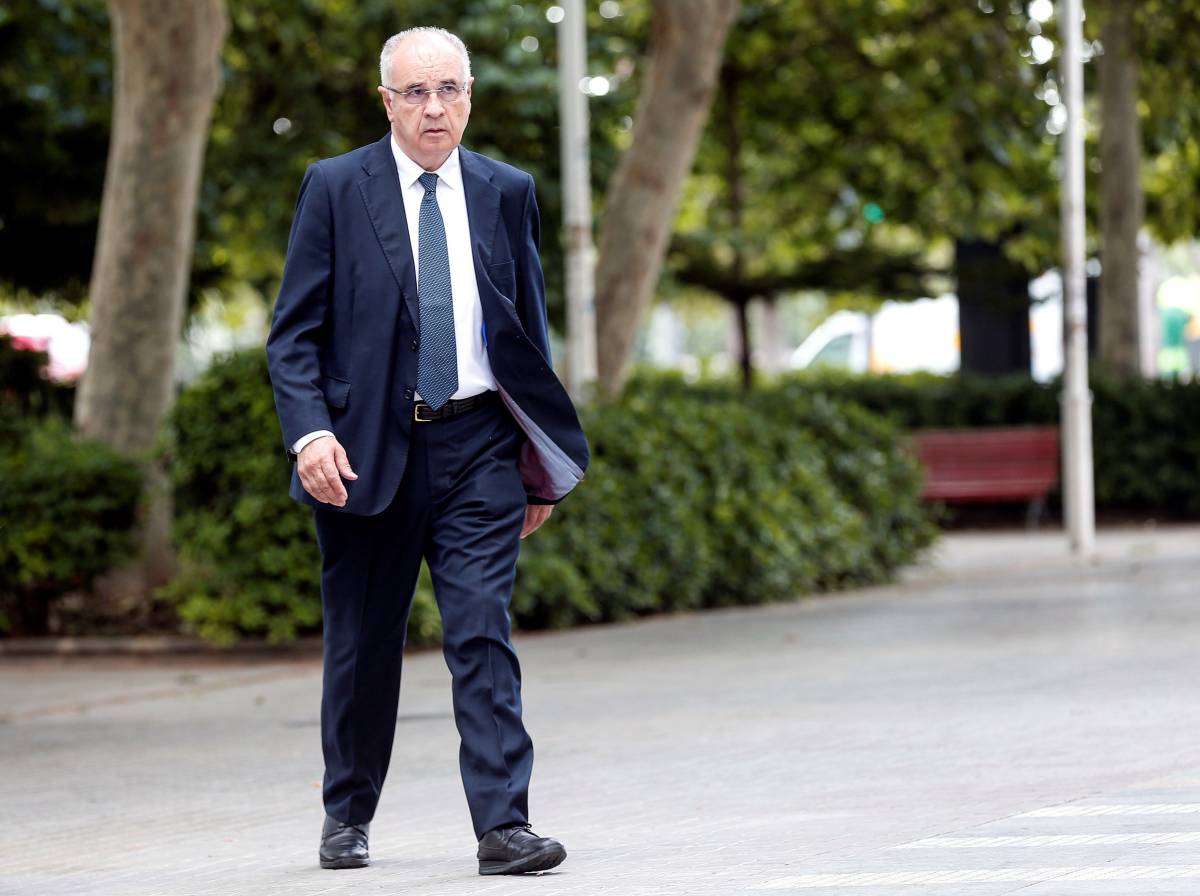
[319,374,350,409]
[488,259,516,300]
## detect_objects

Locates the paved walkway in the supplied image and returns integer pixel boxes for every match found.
[2,525,1199,895]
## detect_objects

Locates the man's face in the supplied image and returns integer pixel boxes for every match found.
[379,37,472,171]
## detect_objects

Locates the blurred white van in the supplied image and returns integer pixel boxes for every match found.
[789,295,960,376]
[789,293,1064,382]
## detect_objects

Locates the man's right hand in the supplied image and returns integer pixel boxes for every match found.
[298,435,358,506]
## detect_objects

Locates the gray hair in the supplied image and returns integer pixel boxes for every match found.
[380,27,472,87]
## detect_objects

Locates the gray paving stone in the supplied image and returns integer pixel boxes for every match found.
[2,525,1199,895]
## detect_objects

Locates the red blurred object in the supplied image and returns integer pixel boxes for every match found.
[10,334,50,352]
[0,314,89,382]
[909,426,1061,510]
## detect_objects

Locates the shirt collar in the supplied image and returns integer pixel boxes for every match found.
[390,136,462,193]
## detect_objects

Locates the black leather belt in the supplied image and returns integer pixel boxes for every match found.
[412,390,497,423]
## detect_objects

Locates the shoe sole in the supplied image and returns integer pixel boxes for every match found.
[479,844,567,876]
[319,855,370,870]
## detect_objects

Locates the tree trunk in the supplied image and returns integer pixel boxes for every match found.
[955,238,1032,376]
[75,0,228,597]
[734,298,752,391]
[723,63,753,391]
[1097,0,1144,378]
[594,0,740,400]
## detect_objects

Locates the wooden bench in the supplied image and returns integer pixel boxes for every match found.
[909,426,1061,527]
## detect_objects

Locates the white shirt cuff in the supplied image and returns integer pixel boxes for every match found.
[292,430,333,455]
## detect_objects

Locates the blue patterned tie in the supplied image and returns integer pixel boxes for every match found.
[415,172,458,409]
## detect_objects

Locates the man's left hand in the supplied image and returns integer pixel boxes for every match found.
[520,504,554,539]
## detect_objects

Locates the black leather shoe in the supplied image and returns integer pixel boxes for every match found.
[477,823,566,875]
[319,814,370,869]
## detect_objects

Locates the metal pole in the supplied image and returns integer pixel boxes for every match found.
[1060,0,1096,555]
[557,0,598,402]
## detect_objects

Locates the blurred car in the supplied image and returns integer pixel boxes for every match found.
[789,295,960,376]
[789,293,1064,382]
[0,312,90,382]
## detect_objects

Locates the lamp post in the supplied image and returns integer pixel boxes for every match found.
[1059,0,1096,556]
[556,0,598,402]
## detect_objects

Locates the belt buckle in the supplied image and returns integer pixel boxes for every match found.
[413,402,435,423]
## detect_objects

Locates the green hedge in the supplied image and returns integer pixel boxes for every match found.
[0,419,143,634]
[162,352,936,645]
[0,333,76,445]
[792,369,1200,515]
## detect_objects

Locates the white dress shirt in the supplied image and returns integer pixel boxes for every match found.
[292,140,497,455]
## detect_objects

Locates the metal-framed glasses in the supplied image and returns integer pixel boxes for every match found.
[383,83,466,105]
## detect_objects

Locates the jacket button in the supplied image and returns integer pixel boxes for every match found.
[411,339,419,350]
[404,388,414,400]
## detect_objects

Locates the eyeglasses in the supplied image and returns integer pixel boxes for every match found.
[383,83,466,105]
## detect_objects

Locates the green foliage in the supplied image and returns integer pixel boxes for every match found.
[670,0,1060,312]
[791,369,1200,515]
[669,0,1200,315]
[788,369,1061,429]
[0,333,75,446]
[1120,0,1200,245]
[0,333,75,433]
[201,0,643,321]
[163,351,937,644]
[0,418,142,634]
[1090,375,1200,514]
[7,0,1198,328]
[0,0,642,325]
[0,0,112,299]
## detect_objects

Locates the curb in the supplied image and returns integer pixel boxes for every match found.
[0,635,324,658]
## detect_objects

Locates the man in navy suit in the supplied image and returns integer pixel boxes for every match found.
[265,26,588,876]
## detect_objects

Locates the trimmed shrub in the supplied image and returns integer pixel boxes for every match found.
[792,369,1200,515]
[0,419,142,634]
[163,351,938,644]
[0,333,75,445]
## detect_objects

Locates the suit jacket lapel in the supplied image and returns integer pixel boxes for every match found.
[358,133,419,327]
[459,146,500,270]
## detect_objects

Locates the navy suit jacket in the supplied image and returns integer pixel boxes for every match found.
[265,134,589,516]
